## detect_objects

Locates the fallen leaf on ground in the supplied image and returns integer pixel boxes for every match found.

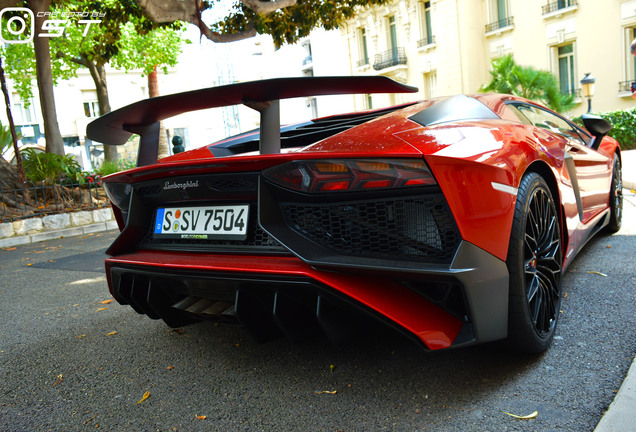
[53,374,63,386]
[136,391,150,404]
[82,414,97,425]
[105,331,117,336]
[100,299,114,304]
[166,366,175,370]
[195,415,207,420]
[4,247,16,251]
[586,271,608,277]
[315,390,337,395]
[503,410,538,419]
[95,307,108,312]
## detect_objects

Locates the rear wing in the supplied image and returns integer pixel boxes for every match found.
[86,76,418,166]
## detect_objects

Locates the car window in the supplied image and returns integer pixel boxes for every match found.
[507,103,592,146]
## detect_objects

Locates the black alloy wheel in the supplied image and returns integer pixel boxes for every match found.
[506,172,563,353]
[605,155,623,233]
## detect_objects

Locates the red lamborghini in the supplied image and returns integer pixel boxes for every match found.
[88,76,622,353]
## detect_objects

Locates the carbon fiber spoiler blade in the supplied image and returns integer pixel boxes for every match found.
[86,76,418,166]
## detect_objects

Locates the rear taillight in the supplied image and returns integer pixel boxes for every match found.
[263,159,436,193]
[103,182,132,212]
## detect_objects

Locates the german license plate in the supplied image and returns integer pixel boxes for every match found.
[153,205,249,240]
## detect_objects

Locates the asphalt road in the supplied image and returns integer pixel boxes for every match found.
[1,193,635,432]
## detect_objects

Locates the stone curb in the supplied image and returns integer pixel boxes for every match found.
[594,356,636,432]
[0,220,118,248]
[0,208,117,249]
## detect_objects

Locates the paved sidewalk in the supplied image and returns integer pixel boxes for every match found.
[594,149,636,432]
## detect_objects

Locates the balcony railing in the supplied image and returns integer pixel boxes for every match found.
[562,88,581,98]
[542,0,578,15]
[618,80,636,93]
[373,48,407,71]
[357,57,370,68]
[485,16,514,33]
[417,35,436,48]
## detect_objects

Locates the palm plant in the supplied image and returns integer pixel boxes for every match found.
[481,54,576,113]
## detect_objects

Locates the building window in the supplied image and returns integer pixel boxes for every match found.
[388,15,398,53]
[83,101,100,118]
[423,72,438,100]
[620,27,636,93]
[557,43,576,95]
[357,27,369,67]
[301,41,313,67]
[82,90,100,118]
[418,1,435,47]
[11,95,37,125]
[373,16,407,70]
[485,0,513,32]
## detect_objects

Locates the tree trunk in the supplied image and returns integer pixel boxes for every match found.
[148,65,169,159]
[0,56,26,183]
[28,0,65,156]
[86,60,118,163]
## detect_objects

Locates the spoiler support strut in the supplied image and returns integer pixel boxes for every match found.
[87,76,418,166]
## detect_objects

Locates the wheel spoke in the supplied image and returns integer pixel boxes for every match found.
[527,276,540,304]
[523,186,562,338]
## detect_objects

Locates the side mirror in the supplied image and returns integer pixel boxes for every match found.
[582,114,612,150]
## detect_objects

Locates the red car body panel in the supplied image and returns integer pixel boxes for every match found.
[105,252,463,350]
[92,79,620,351]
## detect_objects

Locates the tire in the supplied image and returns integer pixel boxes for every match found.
[506,173,563,353]
[604,155,623,234]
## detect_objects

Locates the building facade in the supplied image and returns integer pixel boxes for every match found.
[341,0,636,117]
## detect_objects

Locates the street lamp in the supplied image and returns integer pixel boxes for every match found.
[580,73,596,113]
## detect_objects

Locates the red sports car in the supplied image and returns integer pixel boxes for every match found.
[88,76,622,353]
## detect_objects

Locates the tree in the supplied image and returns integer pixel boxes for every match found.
[1,1,184,164]
[0,55,26,183]
[136,0,391,47]
[112,22,187,158]
[49,0,182,162]
[0,1,70,156]
[481,54,576,113]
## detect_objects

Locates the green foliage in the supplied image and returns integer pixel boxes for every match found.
[0,1,185,109]
[209,0,391,47]
[573,108,636,151]
[0,40,79,104]
[481,54,576,113]
[94,158,136,176]
[21,148,82,184]
[112,22,188,76]
[0,122,16,155]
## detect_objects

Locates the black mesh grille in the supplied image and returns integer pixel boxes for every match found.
[279,195,460,264]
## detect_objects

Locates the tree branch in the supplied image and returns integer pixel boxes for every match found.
[240,0,297,14]
[134,0,281,44]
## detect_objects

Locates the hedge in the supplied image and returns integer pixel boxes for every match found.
[573,107,636,151]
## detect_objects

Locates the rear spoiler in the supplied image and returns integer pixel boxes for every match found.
[86,76,418,166]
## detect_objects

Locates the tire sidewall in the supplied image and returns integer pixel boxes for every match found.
[506,172,562,353]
